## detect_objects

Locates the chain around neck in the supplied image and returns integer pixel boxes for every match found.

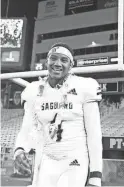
[47,73,72,89]
[38,73,74,96]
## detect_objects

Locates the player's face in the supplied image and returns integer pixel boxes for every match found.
[47,53,72,79]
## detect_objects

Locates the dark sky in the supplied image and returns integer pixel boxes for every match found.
[1,0,39,18]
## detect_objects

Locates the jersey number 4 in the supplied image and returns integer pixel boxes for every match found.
[50,113,63,142]
[56,123,63,142]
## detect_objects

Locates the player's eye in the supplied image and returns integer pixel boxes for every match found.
[61,57,69,63]
[49,55,58,61]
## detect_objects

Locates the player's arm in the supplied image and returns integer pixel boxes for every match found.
[83,78,103,187]
[14,83,38,175]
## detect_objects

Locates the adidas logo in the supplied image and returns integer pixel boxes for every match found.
[69,159,80,166]
[67,88,77,95]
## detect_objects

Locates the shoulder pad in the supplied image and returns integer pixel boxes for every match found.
[84,78,102,103]
[21,81,41,103]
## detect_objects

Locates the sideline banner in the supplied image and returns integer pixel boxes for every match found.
[77,57,109,67]
[103,137,124,151]
[65,0,97,15]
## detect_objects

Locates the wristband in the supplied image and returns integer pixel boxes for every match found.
[89,171,102,179]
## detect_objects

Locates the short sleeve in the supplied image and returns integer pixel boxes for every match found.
[21,81,39,103]
[84,78,102,103]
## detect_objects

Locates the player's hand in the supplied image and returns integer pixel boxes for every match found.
[49,123,58,139]
[14,151,31,176]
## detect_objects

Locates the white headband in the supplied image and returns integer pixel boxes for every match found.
[48,46,74,65]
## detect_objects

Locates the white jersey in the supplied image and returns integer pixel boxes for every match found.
[15,74,102,186]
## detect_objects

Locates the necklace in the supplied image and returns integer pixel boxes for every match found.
[48,73,70,89]
[38,73,72,95]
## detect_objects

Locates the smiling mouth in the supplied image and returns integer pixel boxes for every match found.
[52,68,62,72]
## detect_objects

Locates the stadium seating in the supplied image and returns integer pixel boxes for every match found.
[1,109,24,153]
[100,100,124,137]
[1,109,24,123]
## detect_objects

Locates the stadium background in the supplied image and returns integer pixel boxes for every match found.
[1,0,124,186]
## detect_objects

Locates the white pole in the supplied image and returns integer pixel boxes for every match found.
[0,70,48,80]
[118,0,123,67]
[0,65,124,80]
[11,78,30,87]
[6,0,10,17]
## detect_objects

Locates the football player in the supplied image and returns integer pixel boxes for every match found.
[14,43,103,187]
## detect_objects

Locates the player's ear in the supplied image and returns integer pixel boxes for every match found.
[46,58,49,68]
[70,64,73,70]
[73,58,77,67]
[69,60,74,71]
